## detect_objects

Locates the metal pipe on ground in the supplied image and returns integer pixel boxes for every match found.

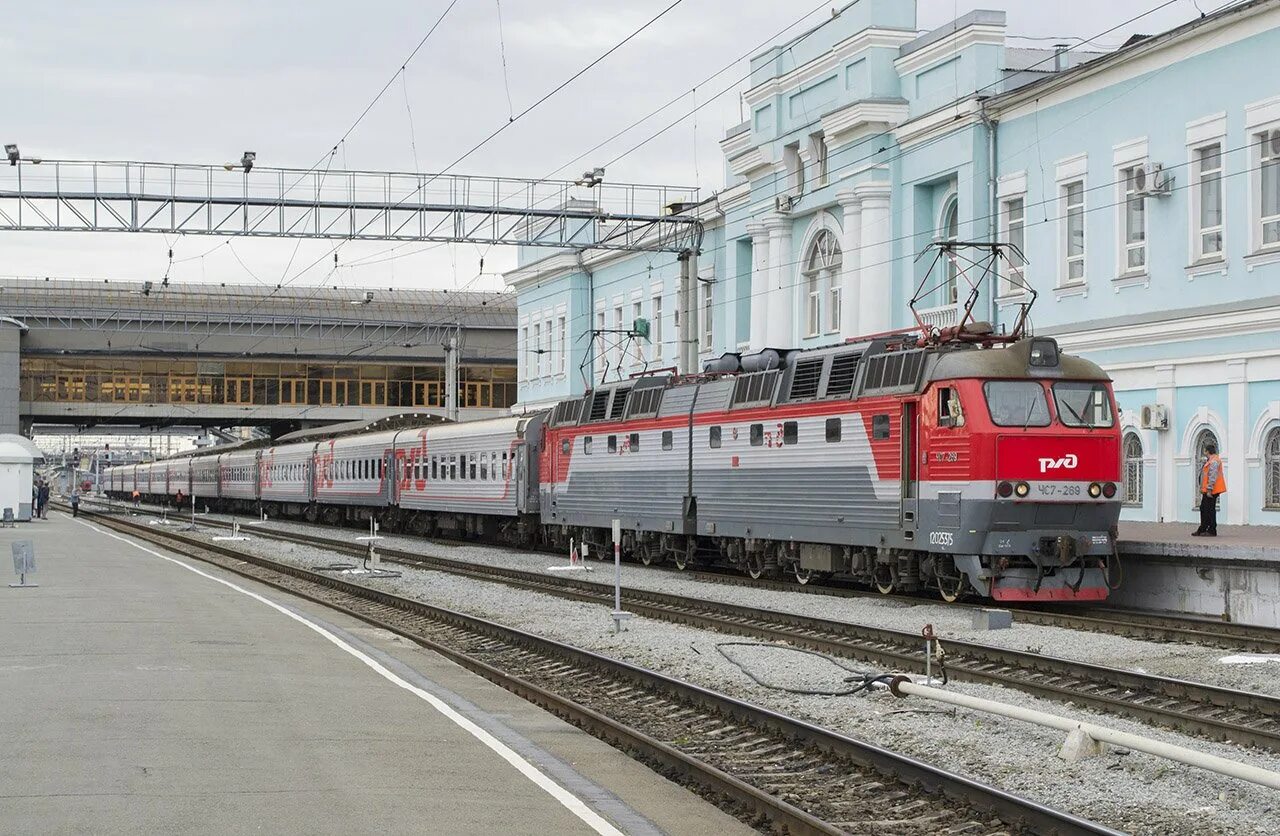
[888,677,1280,791]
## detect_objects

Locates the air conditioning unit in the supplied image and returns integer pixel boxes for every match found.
[774,194,796,213]
[1133,162,1172,197]
[1139,404,1169,431]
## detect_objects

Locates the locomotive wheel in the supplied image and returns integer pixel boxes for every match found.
[674,542,694,571]
[793,564,814,585]
[873,564,896,595]
[936,565,967,603]
[639,543,664,567]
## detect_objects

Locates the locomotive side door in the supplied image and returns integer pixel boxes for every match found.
[900,401,919,533]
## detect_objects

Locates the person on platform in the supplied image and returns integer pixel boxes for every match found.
[1193,443,1227,537]
[131,488,141,508]
[37,480,49,519]
[175,488,185,509]
[70,491,81,518]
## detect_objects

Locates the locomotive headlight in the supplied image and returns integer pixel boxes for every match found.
[1102,482,1117,499]
[1088,482,1102,498]
[1014,482,1030,498]
[996,481,1013,498]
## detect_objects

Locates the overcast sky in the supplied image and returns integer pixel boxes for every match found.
[0,0,1207,293]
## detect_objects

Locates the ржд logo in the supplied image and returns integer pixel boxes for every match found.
[1038,453,1078,473]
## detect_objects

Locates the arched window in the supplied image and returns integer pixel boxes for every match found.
[941,198,959,304]
[1193,427,1220,509]
[1123,432,1143,506]
[1266,426,1280,510]
[802,228,842,337]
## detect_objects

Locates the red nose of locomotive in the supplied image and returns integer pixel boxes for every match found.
[994,434,1121,502]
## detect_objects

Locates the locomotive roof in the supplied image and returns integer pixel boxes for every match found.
[927,339,1111,383]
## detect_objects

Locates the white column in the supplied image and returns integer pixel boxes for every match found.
[1226,359,1248,525]
[854,182,892,334]
[1155,365,1177,523]
[763,214,793,348]
[746,221,770,352]
[836,189,862,337]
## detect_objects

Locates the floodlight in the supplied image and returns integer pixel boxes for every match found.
[240,151,256,172]
[5,144,18,166]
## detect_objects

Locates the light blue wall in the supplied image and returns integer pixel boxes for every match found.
[1115,387,1158,522]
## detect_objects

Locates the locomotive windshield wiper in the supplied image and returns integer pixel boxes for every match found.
[1061,398,1090,430]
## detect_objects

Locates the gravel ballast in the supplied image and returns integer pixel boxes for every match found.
[149,516,1280,836]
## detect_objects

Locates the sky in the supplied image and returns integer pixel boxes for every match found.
[0,0,1211,293]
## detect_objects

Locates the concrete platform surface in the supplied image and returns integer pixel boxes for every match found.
[1119,521,1280,563]
[0,513,754,836]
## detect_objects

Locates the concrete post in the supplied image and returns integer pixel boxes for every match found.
[836,190,862,338]
[677,250,698,375]
[763,214,792,349]
[445,332,459,422]
[746,221,770,351]
[854,183,892,335]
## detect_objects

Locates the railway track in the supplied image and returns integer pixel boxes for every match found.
[82,509,1115,836]
[82,502,1280,754]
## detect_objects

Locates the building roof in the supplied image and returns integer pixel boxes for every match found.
[0,434,44,463]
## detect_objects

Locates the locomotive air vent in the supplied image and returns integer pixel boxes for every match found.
[732,369,780,407]
[787,357,823,401]
[588,389,611,422]
[608,386,632,420]
[824,353,860,399]
[626,387,664,418]
[861,349,926,394]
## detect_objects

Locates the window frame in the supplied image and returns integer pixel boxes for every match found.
[1060,179,1086,286]
[825,417,841,443]
[661,430,673,451]
[1256,127,1280,252]
[1051,382,1115,429]
[1191,141,1225,262]
[1123,431,1144,507]
[1117,164,1148,276]
[782,421,798,445]
[749,423,764,447]
[982,380,1051,428]
[709,426,722,448]
[1000,195,1027,296]
[1265,426,1280,510]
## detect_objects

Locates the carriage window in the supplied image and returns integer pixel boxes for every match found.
[709,426,722,448]
[470,454,478,481]
[502,451,509,478]
[480,455,489,481]
[561,439,570,455]
[1052,382,1114,428]
[450,455,458,480]
[662,431,673,451]
[750,424,764,446]
[825,417,841,442]
[629,432,639,452]
[938,387,964,428]
[608,435,617,454]
[983,381,1050,427]
[872,415,891,440]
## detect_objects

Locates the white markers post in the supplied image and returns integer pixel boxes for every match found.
[9,540,37,588]
[549,536,590,572]
[610,518,631,634]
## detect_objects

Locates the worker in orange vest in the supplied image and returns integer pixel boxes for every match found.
[1192,443,1227,537]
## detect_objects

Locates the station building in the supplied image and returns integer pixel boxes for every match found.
[506,0,1280,527]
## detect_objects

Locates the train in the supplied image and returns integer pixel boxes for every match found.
[106,329,1123,603]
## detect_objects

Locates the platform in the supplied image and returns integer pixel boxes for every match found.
[0,512,752,836]
[1118,521,1280,565]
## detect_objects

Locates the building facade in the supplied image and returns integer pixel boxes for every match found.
[507,0,1280,526]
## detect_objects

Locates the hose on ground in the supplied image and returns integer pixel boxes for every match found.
[714,641,898,696]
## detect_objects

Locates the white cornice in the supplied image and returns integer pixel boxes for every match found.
[719,128,752,160]
[1053,302,1280,353]
[894,23,1005,77]
[718,181,751,212]
[744,27,915,108]
[727,145,774,179]
[821,99,909,146]
[892,98,981,149]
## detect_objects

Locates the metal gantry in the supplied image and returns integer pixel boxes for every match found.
[0,159,704,254]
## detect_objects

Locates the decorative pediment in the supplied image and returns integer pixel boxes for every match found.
[821,98,909,146]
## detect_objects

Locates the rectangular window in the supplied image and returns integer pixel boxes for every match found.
[825,417,841,442]
[533,322,542,378]
[810,132,828,187]
[561,439,570,455]
[607,435,617,454]
[431,458,438,479]
[629,432,639,452]
[782,421,798,445]
[519,325,529,380]
[584,436,593,455]
[661,430,673,451]
[632,301,644,366]
[613,305,624,370]
[1195,143,1223,259]
[1061,180,1086,284]
[701,282,713,352]
[783,142,803,194]
[750,423,763,447]
[1121,166,1147,272]
[938,386,960,428]
[1052,382,1115,428]
[1259,129,1280,248]
[872,415,891,440]
[1002,197,1026,295]
[983,381,1050,427]
[557,316,567,375]
[596,310,606,375]
[469,454,477,481]
[806,284,820,337]
[709,426,721,448]
[651,295,663,362]
[480,455,488,481]
[502,451,508,478]
[828,283,841,333]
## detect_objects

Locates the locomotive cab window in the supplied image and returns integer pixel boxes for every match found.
[938,387,964,428]
[983,381,1050,427]
[872,415,890,440]
[750,424,764,447]
[661,431,673,451]
[1053,382,1114,428]
[825,417,841,442]
[561,439,570,455]
[783,421,798,445]
[709,426,722,448]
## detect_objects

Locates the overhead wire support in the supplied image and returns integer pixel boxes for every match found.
[0,159,703,254]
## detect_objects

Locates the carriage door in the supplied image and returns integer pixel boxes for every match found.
[900,402,918,535]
